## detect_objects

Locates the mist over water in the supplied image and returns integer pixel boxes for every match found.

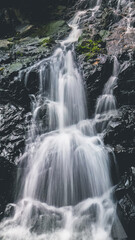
[0,1,126,239]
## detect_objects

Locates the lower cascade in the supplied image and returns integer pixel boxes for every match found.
[0,1,128,240]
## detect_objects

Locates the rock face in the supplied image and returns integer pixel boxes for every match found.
[0,0,135,237]
[0,157,16,219]
[104,106,135,173]
[116,167,135,240]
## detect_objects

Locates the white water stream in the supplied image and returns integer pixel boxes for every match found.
[0,1,127,239]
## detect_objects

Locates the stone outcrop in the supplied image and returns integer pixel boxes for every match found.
[116,167,135,239]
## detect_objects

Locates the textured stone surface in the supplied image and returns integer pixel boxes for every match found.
[116,167,135,239]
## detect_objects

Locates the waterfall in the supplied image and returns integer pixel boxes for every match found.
[0,1,127,240]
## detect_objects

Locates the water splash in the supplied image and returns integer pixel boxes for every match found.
[0,192,115,240]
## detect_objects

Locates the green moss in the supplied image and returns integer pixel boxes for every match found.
[7,38,13,42]
[39,37,53,47]
[16,51,23,57]
[31,20,68,38]
[0,67,4,71]
[76,38,105,60]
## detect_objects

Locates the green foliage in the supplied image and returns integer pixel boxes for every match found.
[39,37,53,47]
[7,38,13,42]
[76,38,105,60]
[31,20,67,38]
[0,67,4,71]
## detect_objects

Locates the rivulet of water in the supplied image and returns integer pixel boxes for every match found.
[0,1,127,239]
[95,56,120,132]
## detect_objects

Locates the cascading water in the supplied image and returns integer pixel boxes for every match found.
[0,1,127,239]
[95,56,120,132]
[117,0,121,11]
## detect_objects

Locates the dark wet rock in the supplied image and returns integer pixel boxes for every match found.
[115,58,135,106]
[0,103,30,217]
[25,68,40,94]
[104,106,135,173]
[116,167,135,239]
[99,8,122,31]
[85,56,113,117]
[0,74,31,110]
[0,104,30,162]
[0,8,20,38]
[0,157,17,219]
[77,54,113,117]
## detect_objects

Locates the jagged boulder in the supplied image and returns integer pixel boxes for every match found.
[115,56,135,107]
[0,104,30,162]
[116,167,135,239]
[0,157,17,219]
[104,106,135,173]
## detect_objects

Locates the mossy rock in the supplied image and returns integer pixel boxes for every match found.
[7,38,14,42]
[0,67,4,71]
[39,37,54,47]
[16,51,24,57]
[31,20,70,38]
[8,62,23,74]
[76,37,106,60]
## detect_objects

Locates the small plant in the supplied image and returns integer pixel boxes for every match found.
[39,37,53,47]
